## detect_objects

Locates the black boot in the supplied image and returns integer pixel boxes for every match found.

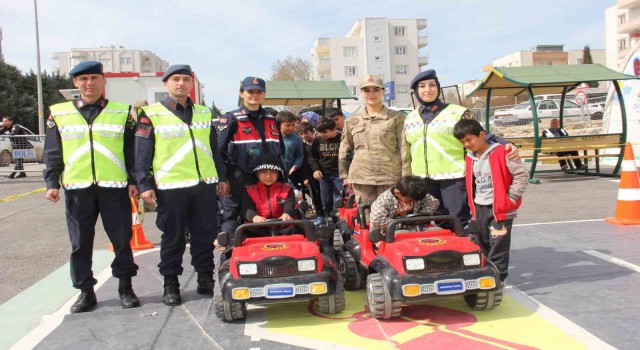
[8,172,15,179]
[14,172,26,178]
[118,277,141,309]
[197,272,214,295]
[163,275,181,306]
[70,287,97,313]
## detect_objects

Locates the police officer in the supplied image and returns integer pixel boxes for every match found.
[43,61,140,313]
[1,115,32,178]
[217,77,286,224]
[135,64,228,306]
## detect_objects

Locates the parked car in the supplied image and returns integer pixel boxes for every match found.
[492,99,586,126]
[587,102,605,120]
[0,127,44,167]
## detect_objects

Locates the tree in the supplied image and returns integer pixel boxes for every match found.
[582,45,599,87]
[271,56,312,81]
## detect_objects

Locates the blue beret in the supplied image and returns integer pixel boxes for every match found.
[410,69,439,90]
[69,61,103,77]
[241,76,266,92]
[162,64,193,82]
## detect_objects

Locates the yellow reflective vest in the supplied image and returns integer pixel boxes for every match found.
[50,101,130,189]
[142,103,218,189]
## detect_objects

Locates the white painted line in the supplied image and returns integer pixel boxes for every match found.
[514,219,604,227]
[506,284,616,350]
[583,250,640,273]
[10,247,161,350]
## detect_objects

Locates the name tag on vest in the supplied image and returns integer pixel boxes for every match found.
[60,132,85,140]
[98,131,121,138]
[159,130,187,139]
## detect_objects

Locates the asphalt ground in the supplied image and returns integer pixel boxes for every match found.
[1,163,639,349]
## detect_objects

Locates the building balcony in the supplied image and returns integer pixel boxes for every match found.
[418,35,428,48]
[618,16,640,34]
[313,38,331,54]
[417,19,427,30]
[418,56,429,67]
[618,0,640,10]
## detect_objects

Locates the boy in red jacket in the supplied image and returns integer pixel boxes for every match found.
[453,119,528,282]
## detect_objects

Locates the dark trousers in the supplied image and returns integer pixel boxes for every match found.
[557,151,583,168]
[156,182,218,276]
[309,178,324,217]
[65,186,138,289]
[425,177,471,228]
[14,158,24,171]
[319,174,343,216]
[472,204,513,282]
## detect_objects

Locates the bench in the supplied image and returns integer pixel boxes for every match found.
[505,133,624,182]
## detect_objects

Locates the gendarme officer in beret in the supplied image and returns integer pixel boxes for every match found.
[44,61,140,313]
[134,64,229,306]
[216,77,286,237]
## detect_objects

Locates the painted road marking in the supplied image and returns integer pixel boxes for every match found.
[0,188,46,203]
[583,249,640,274]
[514,219,604,227]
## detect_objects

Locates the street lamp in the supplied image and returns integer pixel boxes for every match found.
[34,0,44,134]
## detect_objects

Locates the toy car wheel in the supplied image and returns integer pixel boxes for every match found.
[337,249,361,290]
[366,273,401,319]
[214,283,246,321]
[464,287,503,310]
[317,275,345,314]
[333,228,344,251]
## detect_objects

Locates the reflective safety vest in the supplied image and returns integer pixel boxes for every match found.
[50,101,129,189]
[229,111,282,174]
[404,104,468,180]
[142,103,218,189]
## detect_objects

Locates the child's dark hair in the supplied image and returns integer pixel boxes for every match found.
[453,118,485,140]
[325,108,344,119]
[316,117,336,133]
[277,110,297,124]
[395,176,428,200]
[298,122,315,134]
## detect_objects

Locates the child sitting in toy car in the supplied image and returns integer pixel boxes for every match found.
[241,155,298,237]
[369,176,440,233]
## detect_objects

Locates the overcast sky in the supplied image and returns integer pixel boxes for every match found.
[0,0,610,111]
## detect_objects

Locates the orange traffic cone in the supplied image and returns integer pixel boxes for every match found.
[109,197,154,251]
[605,142,640,225]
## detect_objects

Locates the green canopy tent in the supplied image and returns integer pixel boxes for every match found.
[468,64,639,181]
[237,80,357,115]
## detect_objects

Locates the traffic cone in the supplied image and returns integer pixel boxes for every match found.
[605,142,640,225]
[109,197,154,251]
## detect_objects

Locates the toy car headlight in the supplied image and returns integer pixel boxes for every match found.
[297,259,316,272]
[405,258,425,271]
[238,263,258,275]
[463,254,481,266]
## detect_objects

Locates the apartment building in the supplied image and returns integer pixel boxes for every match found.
[51,46,169,76]
[605,0,640,72]
[482,45,606,72]
[311,18,429,112]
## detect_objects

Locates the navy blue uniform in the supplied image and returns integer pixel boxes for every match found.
[43,97,138,289]
[134,96,226,276]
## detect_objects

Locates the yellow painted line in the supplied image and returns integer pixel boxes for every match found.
[0,188,46,203]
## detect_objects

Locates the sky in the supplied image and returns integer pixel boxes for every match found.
[0,0,612,111]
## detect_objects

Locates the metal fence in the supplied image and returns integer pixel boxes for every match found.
[0,134,46,176]
[470,96,609,139]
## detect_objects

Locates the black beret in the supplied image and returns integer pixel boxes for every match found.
[162,64,193,82]
[241,76,266,92]
[69,61,103,77]
[410,69,439,90]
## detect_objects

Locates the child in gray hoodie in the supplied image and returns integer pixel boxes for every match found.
[453,119,528,282]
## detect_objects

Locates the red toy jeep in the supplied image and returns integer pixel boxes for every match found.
[214,219,345,321]
[340,205,503,319]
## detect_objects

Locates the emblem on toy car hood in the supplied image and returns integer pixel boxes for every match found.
[417,238,446,246]
[261,243,289,251]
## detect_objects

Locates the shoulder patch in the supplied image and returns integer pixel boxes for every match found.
[126,114,136,129]
[135,124,152,138]
[348,118,361,126]
[46,115,56,128]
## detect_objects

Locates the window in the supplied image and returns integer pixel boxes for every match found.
[99,58,111,67]
[618,14,627,25]
[344,66,357,76]
[619,39,627,51]
[373,36,381,42]
[348,85,357,96]
[576,58,583,64]
[394,26,407,36]
[537,61,553,66]
[396,65,409,75]
[120,57,132,65]
[397,84,409,94]
[374,56,382,62]
[395,46,407,55]
[343,46,357,57]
